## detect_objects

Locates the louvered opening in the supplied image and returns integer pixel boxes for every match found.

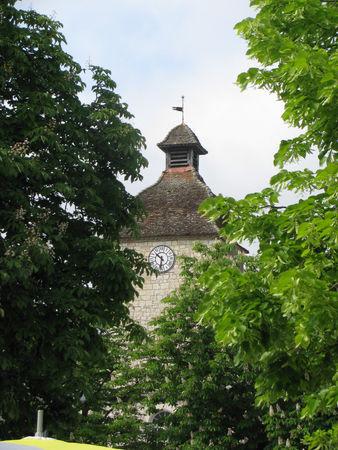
[169,149,189,167]
[193,151,199,170]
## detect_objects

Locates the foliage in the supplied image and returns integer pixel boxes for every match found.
[126,244,268,449]
[198,0,337,448]
[70,244,267,449]
[263,399,336,449]
[304,422,338,450]
[139,244,267,449]
[0,0,149,437]
[67,327,148,448]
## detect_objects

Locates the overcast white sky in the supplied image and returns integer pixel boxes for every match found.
[20,0,309,200]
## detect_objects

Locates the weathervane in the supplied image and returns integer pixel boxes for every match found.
[172,95,185,123]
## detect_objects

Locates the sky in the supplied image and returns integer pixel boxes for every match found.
[20,0,308,200]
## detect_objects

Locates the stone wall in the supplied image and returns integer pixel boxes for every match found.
[123,237,215,327]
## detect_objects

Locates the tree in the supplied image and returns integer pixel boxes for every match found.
[65,327,148,448]
[262,398,335,450]
[141,244,267,449]
[102,244,267,449]
[198,0,337,447]
[69,245,267,449]
[0,0,149,437]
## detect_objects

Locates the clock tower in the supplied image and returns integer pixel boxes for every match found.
[121,123,219,326]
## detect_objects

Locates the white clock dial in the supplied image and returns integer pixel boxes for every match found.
[148,245,175,273]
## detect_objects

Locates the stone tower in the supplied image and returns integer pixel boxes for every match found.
[121,123,219,326]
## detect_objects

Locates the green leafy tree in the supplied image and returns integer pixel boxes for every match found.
[110,244,267,449]
[198,0,337,447]
[140,244,267,449]
[68,327,148,448]
[0,0,149,437]
[70,245,267,449]
[262,399,335,449]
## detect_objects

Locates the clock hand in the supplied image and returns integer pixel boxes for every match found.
[155,254,163,266]
[157,254,164,268]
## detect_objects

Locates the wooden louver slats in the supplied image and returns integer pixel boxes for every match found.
[169,150,189,167]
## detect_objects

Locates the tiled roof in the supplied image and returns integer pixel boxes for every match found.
[158,123,208,155]
[121,167,219,239]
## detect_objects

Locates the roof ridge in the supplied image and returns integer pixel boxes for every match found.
[136,171,165,197]
[189,168,219,234]
[191,167,214,195]
[158,123,207,155]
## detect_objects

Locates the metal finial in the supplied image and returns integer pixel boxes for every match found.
[172,95,185,123]
[181,95,184,123]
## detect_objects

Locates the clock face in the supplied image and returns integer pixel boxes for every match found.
[148,245,175,273]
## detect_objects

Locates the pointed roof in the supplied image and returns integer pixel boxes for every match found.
[121,167,219,240]
[158,123,208,155]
